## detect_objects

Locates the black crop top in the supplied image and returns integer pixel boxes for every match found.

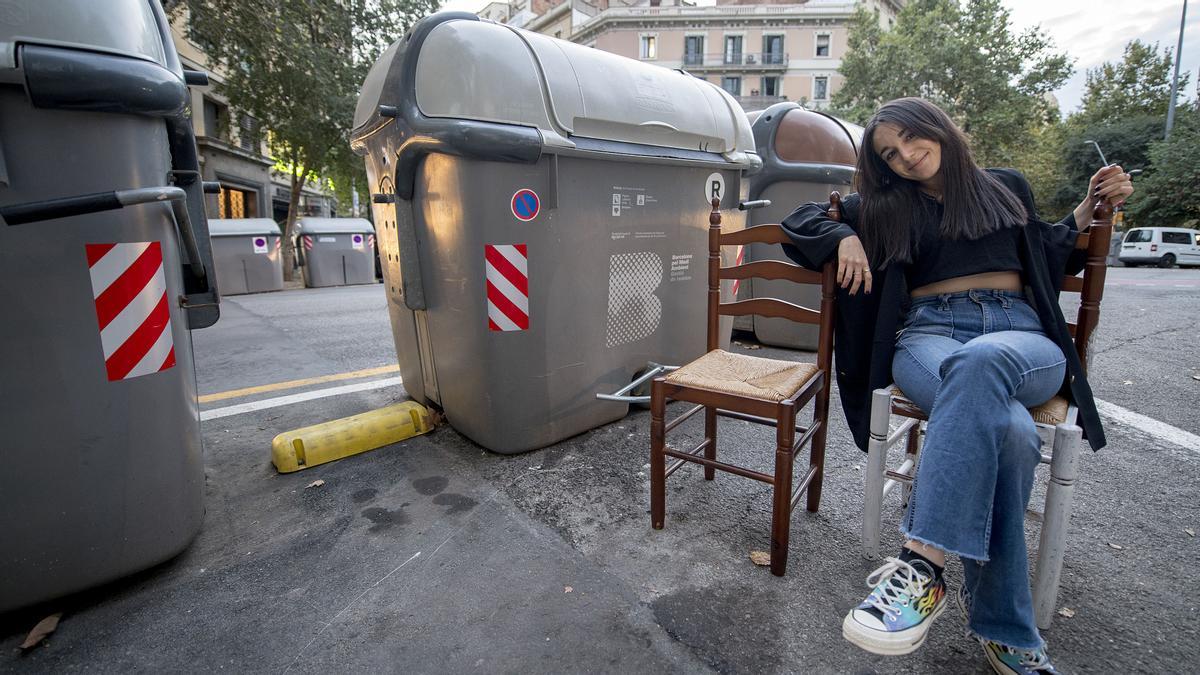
[907,198,1024,290]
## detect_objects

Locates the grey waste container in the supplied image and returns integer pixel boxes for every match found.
[746,102,862,349]
[296,217,376,287]
[351,12,759,454]
[0,0,219,612]
[209,218,284,295]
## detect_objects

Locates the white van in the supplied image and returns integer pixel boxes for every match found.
[1118,227,1200,268]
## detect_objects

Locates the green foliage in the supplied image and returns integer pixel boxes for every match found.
[1048,40,1190,227]
[1074,40,1189,127]
[182,0,436,226]
[1128,102,1200,228]
[1052,115,1161,212]
[832,0,1071,166]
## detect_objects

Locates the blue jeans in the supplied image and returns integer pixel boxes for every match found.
[892,290,1066,650]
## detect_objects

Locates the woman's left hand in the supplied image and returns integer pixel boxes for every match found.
[1089,164,1134,208]
[1074,165,1134,228]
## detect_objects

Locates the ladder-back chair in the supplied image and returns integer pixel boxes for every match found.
[649,197,838,576]
[860,200,1114,629]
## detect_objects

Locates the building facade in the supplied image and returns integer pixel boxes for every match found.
[503,0,902,111]
[168,11,334,223]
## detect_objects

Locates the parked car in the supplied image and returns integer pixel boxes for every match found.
[1118,227,1200,268]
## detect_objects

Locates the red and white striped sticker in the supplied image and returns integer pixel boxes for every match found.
[367,234,375,250]
[730,245,746,296]
[485,244,529,331]
[85,242,176,381]
[302,235,314,250]
[274,236,282,251]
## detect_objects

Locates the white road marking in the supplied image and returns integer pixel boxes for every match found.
[198,373,1200,455]
[200,376,403,421]
[1095,398,1200,452]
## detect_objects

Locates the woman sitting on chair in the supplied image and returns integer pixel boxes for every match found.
[781,97,1132,674]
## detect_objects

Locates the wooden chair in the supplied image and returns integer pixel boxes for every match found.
[860,201,1114,629]
[649,197,838,576]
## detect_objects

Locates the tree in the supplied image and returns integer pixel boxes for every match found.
[1073,40,1190,127]
[1049,115,1163,221]
[1047,41,1192,225]
[181,0,437,278]
[833,0,1071,167]
[1128,102,1200,228]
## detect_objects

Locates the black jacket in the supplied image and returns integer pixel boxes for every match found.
[779,168,1105,452]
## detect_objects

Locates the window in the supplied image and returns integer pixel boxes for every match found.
[217,184,258,219]
[238,114,261,152]
[761,76,779,97]
[1163,232,1192,245]
[815,33,831,57]
[1124,229,1152,243]
[763,35,784,65]
[640,35,657,59]
[813,76,829,101]
[724,35,743,65]
[202,97,230,140]
[721,76,741,97]
[684,35,704,66]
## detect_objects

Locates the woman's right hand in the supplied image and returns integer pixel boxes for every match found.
[837,235,872,295]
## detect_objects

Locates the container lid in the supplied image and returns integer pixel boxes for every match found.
[354,14,756,167]
[207,219,282,237]
[774,108,860,166]
[295,218,375,235]
[1,0,168,68]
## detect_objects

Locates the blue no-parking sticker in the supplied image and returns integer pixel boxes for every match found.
[511,189,540,222]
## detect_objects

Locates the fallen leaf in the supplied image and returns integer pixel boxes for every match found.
[1057,607,1076,618]
[20,613,62,650]
[1186,528,1195,537]
[1122,380,1133,385]
[564,586,573,593]
[1107,542,1124,550]
[749,551,771,566]
[746,344,762,350]
[1192,375,1200,381]
[305,479,325,489]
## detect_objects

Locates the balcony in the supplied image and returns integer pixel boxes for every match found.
[682,52,789,72]
[734,95,788,111]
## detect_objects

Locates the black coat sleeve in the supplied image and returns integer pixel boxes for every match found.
[779,193,862,270]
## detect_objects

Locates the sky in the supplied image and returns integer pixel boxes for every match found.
[437,0,1197,114]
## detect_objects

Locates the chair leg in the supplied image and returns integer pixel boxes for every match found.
[650,379,667,530]
[862,388,893,560]
[1033,423,1082,630]
[901,424,921,510]
[806,395,828,514]
[770,403,796,576]
[704,406,717,480]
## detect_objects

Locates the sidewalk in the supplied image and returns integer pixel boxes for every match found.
[1,335,1193,672]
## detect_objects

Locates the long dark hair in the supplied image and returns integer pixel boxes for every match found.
[855,98,1027,268]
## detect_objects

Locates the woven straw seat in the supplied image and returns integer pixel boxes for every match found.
[665,350,819,402]
[890,386,1070,426]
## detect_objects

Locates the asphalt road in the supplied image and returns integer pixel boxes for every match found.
[2,266,1197,673]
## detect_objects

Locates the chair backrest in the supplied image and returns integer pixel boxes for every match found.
[1061,201,1113,375]
[705,197,838,368]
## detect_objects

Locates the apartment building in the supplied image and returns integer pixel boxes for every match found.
[167,11,333,222]
[503,0,903,111]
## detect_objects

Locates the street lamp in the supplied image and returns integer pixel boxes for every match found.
[1165,0,1189,140]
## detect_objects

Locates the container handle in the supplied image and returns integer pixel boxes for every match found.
[595,363,679,404]
[638,121,680,132]
[1,186,207,282]
[738,199,771,210]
